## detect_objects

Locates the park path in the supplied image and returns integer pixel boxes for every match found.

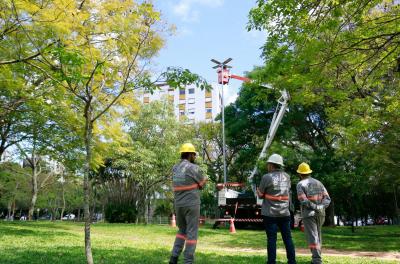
[285,248,400,261]
[215,247,400,261]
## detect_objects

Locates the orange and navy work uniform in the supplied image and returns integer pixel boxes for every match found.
[257,170,297,264]
[170,159,206,264]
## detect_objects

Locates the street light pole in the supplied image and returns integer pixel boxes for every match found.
[220,78,227,185]
[211,58,232,186]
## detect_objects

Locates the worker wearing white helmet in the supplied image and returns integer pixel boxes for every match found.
[169,143,206,264]
[296,162,331,264]
[257,153,297,264]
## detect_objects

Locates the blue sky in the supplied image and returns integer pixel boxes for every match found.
[153,0,266,104]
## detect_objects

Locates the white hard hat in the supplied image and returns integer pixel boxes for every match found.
[267,153,284,166]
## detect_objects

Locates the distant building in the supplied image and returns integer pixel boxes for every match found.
[137,83,221,123]
[0,148,13,162]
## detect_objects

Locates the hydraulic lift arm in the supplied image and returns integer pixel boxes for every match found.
[247,87,290,202]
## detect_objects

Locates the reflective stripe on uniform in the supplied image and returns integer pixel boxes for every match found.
[198,179,207,187]
[176,234,187,240]
[173,183,199,191]
[309,243,320,249]
[186,240,197,245]
[307,194,323,201]
[298,193,307,200]
[264,193,289,201]
[174,179,207,192]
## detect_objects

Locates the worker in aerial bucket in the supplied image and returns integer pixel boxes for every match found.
[257,153,297,264]
[296,162,331,264]
[169,143,206,264]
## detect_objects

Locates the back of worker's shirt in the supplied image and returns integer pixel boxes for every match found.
[172,159,206,207]
[258,170,291,217]
[297,177,331,218]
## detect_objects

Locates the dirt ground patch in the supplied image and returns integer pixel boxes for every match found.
[291,248,400,261]
[218,247,400,261]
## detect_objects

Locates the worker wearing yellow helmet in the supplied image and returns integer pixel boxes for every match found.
[296,162,331,264]
[169,143,206,264]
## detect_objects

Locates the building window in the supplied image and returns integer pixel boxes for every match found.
[143,97,149,104]
[188,88,195,94]
[168,95,174,102]
[188,98,195,104]
[179,104,185,110]
[206,108,212,113]
[179,111,185,116]
[205,102,212,108]
[206,112,212,119]
[179,89,185,95]
[205,97,212,102]
[188,108,195,115]
[205,91,212,98]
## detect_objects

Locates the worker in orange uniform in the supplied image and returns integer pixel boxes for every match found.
[257,154,297,264]
[296,162,331,264]
[169,143,206,264]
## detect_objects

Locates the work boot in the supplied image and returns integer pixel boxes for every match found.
[169,256,178,264]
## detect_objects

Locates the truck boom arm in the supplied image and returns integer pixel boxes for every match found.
[248,88,290,198]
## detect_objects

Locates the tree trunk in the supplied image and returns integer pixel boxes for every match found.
[83,107,94,264]
[60,182,66,220]
[11,199,16,220]
[325,200,335,226]
[91,192,96,222]
[146,196,151,225]
[7,201,11,220]
[393,184,399,225]
[28,165,38,220]
[102,204,105,223]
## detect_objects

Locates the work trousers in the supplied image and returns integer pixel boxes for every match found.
[171,205,200,264]
[303,214,325,264]
[263,216,297,264]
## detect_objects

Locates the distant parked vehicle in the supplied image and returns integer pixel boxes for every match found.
[62,214,75,220]
[376,216,388,225]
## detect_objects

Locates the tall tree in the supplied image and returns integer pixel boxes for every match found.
[247,0,400,223]
[2,1,209,262]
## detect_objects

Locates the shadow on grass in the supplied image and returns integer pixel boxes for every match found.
[0,245,315,264]
[0,222,78,238]
[321,226,400,251]
[1,246,395,264]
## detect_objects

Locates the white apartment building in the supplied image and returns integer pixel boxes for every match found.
[137,83,221,123]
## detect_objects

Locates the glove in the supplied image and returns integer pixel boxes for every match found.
[316,204,324,213]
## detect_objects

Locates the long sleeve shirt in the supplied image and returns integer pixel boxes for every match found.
[172,159,206,207]
[296,177,331,218]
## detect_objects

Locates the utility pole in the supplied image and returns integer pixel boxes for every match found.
[211,58,232,185]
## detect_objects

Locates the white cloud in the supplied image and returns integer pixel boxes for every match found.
[217,82,239,106]
[225,83,239,105]
[243,28,267,42]
[172,0,224,22]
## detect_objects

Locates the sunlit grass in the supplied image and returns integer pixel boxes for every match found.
[0,221,398,264]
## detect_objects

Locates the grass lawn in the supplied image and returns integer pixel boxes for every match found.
[0,221,399,264]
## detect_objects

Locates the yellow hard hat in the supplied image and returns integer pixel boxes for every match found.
[179,143,196,153]
[297,162,313,174]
